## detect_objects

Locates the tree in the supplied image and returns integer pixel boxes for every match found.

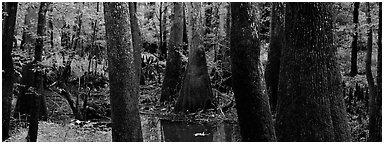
[2,2,18,141]
[276,3,351,141]
[159,2,168,60]
[350,2,360,76]
[129,2,143,89]
[366,2,381,142]
[104,2,143,141]
[230,2,276,142]
[20,3,38,51]
[175,2,213,113]
[265,2,284,113]
[161,2,184,102]
[27,2,50,142]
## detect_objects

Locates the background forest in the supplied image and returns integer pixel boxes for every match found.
[2,2,382,142]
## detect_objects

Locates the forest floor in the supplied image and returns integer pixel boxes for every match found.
[6,82,240,142]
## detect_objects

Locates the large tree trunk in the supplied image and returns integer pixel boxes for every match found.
[175,2,213,113]
[265,2,284,113]
[350,2,360,76]
[276,3,351,141]
[2,2,18,141]
[367,2,381,142]
[27,2,50,142]
[230,2,276,142]
[104,2,143,142]
[161,2,184,102]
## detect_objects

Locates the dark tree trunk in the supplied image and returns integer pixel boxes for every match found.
[61,23,71,49]
[27,2,50,141]
[265,2,284,113]
[2,2,17,141]
[159,2,168,60]
[26,92,40,142]
[367,2,381,142]
[34,2,49,121]
[104,2,143,142]
[161,2,184,102]
[129,2,143,89]
[276,3,351,141]
[230,2,276,142]
[350,2,360,76]
[175,2,213,113]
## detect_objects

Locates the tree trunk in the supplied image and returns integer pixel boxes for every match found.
[265,2,284,113]
[21,3,38,51]
[367,2,381,142]
[26,91,40,142]
[129,2,143,90]
[48,18,54,50]
[276,3,351,141]
[350,2,360,76]
[161,2,184,102]
[35,2,49,121]
[159,2,168,60]
[175,2,213,113]
[182,7,188,54]
[27,2,50,141]
[72,3,83,51]
[230,2,276,142]
[104,2,143,142]
[2,2,17,141]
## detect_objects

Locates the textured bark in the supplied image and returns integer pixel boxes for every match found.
[27,2,50,141]
[129,2,143,90]
[159,2,168,60]
[26,92,40,142]
[175,2,213,113]
[265,2,284,112]
[104,2,143,141]
[35,2,49,121]
[2,2,17,141]
[276,3,351,141]
[367,2,382,142]
[230,2,276,142]
[161,2,184,102]
[350,2,360,76]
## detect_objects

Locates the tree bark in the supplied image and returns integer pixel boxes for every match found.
[230,2,276,141]
[175,2,213,113]
[161,2,184,102]
[2,2,17,141]
[129,2,143,90]
[35,2,49,121]
[276,3,351,141]
[367,2,381,142]
[104,2,143,141]
[27,2,50,141]
[265,2,284,113]
[350,2,360,76]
